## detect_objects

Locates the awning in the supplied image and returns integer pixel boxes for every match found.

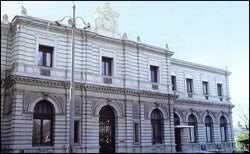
[175,125,194,128]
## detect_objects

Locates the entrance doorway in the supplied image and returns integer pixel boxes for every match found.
[99,106,115,153]
[174,113,182,152]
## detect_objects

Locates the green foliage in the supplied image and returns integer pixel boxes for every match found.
[236,130,249,151]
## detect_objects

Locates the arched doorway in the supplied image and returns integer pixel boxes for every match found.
[174,113,182,152]
[151,109,164,144]
[32,100,54,146]
[99,106,115,153]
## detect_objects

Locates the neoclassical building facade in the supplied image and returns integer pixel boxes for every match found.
[1,3,235,153]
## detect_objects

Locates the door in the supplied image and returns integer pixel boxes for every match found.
[99,106,115,153]
[175,128,182,152]
[174,113,182,152]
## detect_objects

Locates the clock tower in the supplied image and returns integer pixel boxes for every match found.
[93,2,121,38]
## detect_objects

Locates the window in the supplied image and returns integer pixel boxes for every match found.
[102,57,112,76]
[203,81,209,100]
[188,114,197,143]
[217,84,223,101]
[150,66,158,83]
[133,123,140,144]
[171,76,177,91]
[174,113,180,126]
[205,116,213,142]
[74,121,80,143]
[32,100,54,146]
[38,45,53,67]
[220,116,227,142]
[151,109,163,144]
[186,79,193,93]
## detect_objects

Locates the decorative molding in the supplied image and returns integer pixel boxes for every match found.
[175,98,234,108]
[132,102,139,119]
[75,96,82,113]
[92,98,124,117]
[23,91,65,114]
[171,58,231,76]
[4,75,179,100]
[144,102,168,119]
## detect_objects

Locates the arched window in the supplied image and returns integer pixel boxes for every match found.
[220,116,227,142]
[205,115,213,142]
[174,113,180,126]
[188,114,198,143]
[151,109,163,144]
[32,100,54,145]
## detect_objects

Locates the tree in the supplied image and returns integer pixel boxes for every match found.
[234,102,249,131]
[236,130,249,151]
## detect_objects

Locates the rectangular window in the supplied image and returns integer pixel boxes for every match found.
[217,84,223,96]
[203,81,209,100]
[38,45,53,67]
[102,57,112,76]
[217,83,223,101]
[150,65,158,83]
[186,78,193,93]
[32,119,41,145]
[74,121,80,143]
[202,81,208,94]
[171,76,177,91]
[134,123,140,144]
[32,119,52,145]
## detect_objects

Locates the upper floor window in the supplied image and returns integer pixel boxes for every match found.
[102,57,113,76]
[217,84,223,96]
[205,116,213,142]
[171,76,177,91]
[38,45,53,67]
[186,78,193,93]
[32,100,54,146]
[203,81,209,100]
[217,83,223,101]
[150,65,159,83]
[202,81,209,95]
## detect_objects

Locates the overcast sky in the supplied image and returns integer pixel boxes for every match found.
[1,1,249,127]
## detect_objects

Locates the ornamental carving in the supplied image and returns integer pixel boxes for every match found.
[132,102,139,119]
[23,91,65,113]
[174,108,185,122]
[75,96,82,113]
[92,98,124,117]
[4,75,179,100]
[144,102,168,119]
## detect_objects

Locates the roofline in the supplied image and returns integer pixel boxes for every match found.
[171,58,231,75]
[11,15,174,56]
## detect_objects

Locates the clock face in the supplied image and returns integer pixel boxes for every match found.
[103,15,113,31]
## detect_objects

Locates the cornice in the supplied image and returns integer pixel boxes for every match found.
[10,15,173,56]
[175,98,234,108]
[4,75,70,88]
[3,75,178,99]
[171,58,231,75]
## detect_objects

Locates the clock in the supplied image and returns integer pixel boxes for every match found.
[102,15,113,31]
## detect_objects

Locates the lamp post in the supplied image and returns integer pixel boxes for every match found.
[55,4,90,153]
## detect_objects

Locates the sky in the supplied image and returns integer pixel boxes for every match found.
[1,1,249,127]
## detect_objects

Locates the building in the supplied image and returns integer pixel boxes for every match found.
[1,3,235,153]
